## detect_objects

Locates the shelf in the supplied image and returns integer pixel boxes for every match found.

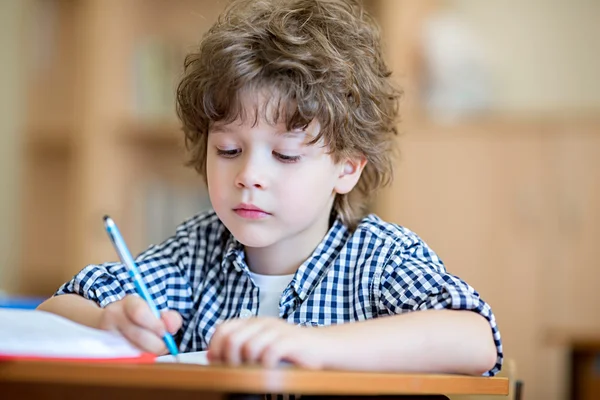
[19,147,72,297]
[22,119,185,154]
[24,126,73,153]
[402,112,600,138]
[120,118,185,148]
[17,264,72,298]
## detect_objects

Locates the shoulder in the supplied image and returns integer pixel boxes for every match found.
[348,214,444,270]
[351,214,426,252]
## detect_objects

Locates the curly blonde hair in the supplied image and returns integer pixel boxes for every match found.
[176,0,401,228]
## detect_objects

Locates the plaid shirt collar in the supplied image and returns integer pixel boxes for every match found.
[220,215,350,302]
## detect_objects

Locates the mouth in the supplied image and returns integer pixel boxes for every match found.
[233,204,270,219]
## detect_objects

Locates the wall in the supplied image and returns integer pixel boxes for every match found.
[449,0,600,114]
[373,1,600,399]
[0,0,27,293]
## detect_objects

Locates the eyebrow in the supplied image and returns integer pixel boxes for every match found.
[209,125,310,138]
[209,125,234,134]
[280,130,309,138]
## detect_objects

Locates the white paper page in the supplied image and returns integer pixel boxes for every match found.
[157,351,293,367]
[0,309,143,358]
[157,350,209,364]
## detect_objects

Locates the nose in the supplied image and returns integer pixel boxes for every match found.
[235,155,267,190]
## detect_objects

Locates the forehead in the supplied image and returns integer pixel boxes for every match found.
[210,84,306,125]
[210,118,320,137]
[210,90,320,136]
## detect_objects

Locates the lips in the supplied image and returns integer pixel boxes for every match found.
[234,203,267,213]
[233,203,270,219]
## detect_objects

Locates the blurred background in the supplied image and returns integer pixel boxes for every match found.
[0,0,598,399]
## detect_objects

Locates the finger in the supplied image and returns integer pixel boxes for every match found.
[119,323,167,354]
[260,337,299,369]
[266,330,327,370]
[283,348,324,369]
[99,301,123,331]
[240,326,283,364]
[123,296,165,337]
[161,310,183,335]
[208,319,252,363]
[221,320,269,366]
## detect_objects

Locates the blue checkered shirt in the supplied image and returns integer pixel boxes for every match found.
[56,209,503,376]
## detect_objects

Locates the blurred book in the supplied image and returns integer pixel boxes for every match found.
[132,37,183,120]
[420,10,493,122]
[0,295,45,310]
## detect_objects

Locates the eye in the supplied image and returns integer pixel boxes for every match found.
[273,152,301,163]
[216,148,241,158]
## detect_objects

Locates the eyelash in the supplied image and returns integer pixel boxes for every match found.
[216,149,301,163]
[216,149,240,158]
[275,153,301,163]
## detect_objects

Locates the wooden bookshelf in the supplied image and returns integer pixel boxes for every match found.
[18,0,220,295]
[120,119,184,147]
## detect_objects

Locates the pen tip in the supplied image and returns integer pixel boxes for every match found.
[103,215,110,222]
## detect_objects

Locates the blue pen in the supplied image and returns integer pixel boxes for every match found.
[103,215,180,360]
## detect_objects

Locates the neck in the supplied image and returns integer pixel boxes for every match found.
[244,208,333,276]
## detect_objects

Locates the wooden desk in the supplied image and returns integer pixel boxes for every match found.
[547,329,600,400]
[0,359,508,400]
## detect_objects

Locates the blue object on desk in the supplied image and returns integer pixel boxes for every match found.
[0,295,45,310]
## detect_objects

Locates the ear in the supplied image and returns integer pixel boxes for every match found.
[334,156,367,195]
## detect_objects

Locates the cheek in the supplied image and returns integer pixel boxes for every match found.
[206,151,230,177]
[206,155,227,199]
[280,164,338,199]
[205,155,216,187]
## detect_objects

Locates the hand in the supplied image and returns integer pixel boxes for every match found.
[98,295,182,355]
[207,317,332,368]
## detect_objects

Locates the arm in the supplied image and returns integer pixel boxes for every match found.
[318,309,497,375]
[371,238,503,376]
[37,293,103,329]
[209,232,502,375]
[37,293,182,354]
[208,308,497,375]
[36,218,198,353]
[43,221,194,320]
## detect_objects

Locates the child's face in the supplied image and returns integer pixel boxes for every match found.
[206,96,357,250]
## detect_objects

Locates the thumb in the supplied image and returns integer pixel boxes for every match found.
[161,310,183,335]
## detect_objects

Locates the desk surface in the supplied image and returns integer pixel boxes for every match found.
[0,359,508,396]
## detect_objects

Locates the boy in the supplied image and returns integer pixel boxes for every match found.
[38,0,502,376]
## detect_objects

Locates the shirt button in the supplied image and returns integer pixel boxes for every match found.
[239,309,253,319]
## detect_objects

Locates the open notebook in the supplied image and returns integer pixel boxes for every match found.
[157,351,294,367]
[157,351,209,364]
[0,309,154,363]
[1,309,293,366]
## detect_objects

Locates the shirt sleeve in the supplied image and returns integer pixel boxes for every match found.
[377,235,503,377]
[54,223,195,325]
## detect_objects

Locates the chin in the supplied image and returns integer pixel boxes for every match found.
[219,216,279,248]
[230,227,278,248]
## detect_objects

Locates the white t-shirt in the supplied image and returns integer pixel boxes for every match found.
[248,272,295,318]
